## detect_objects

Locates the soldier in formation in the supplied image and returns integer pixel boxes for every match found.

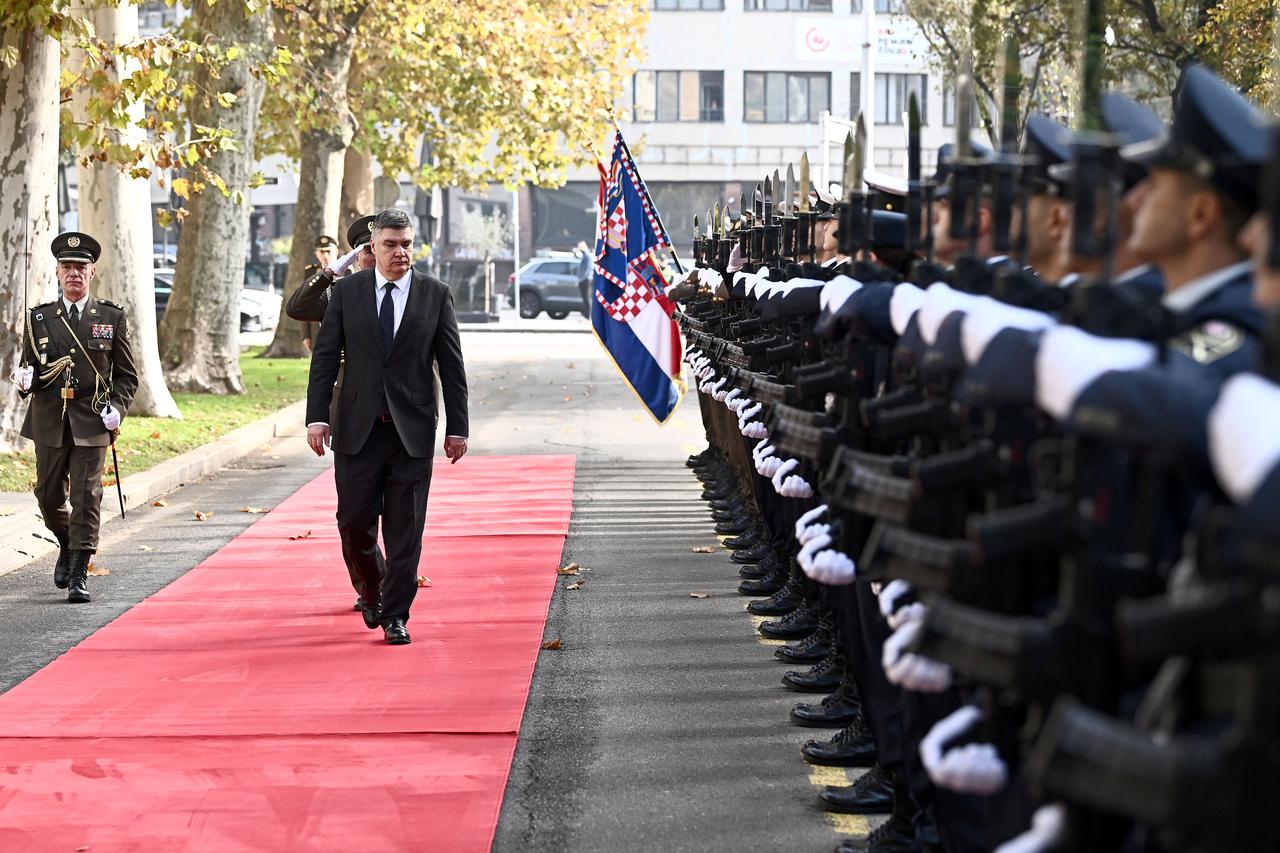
[670,56,1280,853]
[11,233,138,603]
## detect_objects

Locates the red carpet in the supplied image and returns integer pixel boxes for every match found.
[0,455,576,852]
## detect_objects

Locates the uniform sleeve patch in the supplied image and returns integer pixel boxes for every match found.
[1171,320,1245,364]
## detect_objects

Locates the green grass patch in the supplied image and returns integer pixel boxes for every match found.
[0,348,309,493]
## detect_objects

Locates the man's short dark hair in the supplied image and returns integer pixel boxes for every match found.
[371,208,413,239]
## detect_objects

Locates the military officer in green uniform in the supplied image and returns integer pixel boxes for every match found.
[286,214,377,331]
[300,234,338,352]
[13,232,139,602]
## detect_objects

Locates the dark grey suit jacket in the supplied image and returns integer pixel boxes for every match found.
[305,268,468,458]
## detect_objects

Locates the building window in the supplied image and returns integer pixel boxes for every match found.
[633,71,724,122]
[875,0,906,12]
[851,72,927,125]
[744,72,830,123]
[650,0,724,9]
[745,0,832,10]
[942,81,981,127]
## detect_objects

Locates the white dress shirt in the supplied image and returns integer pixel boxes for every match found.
[374,267,412,336]
[1162,261,1251,314]
[63,294,89,317]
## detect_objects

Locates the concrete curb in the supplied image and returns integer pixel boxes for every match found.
[0,399,307,579]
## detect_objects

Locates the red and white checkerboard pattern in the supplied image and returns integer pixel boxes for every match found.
[595,262,657,323]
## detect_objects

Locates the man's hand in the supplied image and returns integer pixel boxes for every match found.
[328,246,362,276]
[308,424,331,457]
[302,337,312,352]
[100,403,122,431]
[444,436,468,464]
[9,365,32,392]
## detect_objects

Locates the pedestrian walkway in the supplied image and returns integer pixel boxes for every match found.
[0,455,575,852]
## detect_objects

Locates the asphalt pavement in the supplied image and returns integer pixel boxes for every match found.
[0,331,856,852]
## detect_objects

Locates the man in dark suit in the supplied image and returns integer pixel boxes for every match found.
[305,208,469,645]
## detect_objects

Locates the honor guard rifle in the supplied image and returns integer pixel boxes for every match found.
[781,163,797,262]
[798,153,817,264]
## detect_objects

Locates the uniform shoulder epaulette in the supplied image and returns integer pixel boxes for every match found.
[32,300,56,311]
[96,299,123,310]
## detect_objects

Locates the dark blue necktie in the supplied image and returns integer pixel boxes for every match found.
[379,281,395,350]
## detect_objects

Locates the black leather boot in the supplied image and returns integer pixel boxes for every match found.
[731,542,771,564]
[820,764,893,812]
[761,605,820,640]
[790,676,861,727]
[53,529,71,589]
[737,553,776,579]
[782,644,843,690]
[722,529,760,551]
[737,560,786,595]
[67,550,92,603]
[714,515,752,536]
[747,575,803,615]
[833,775,924,853]
[802,714,877,766]
[776,613,833,662]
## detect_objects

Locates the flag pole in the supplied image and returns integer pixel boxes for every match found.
[602,107,686,275]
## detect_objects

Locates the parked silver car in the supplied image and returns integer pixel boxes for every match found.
[505,254,587,319]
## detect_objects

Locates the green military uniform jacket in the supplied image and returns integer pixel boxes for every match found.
[19,295,139,448]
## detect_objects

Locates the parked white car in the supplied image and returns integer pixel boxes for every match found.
[154,270,282,332]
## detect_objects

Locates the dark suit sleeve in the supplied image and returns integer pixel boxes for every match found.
[110,313,139,418]
[432,285,469,438]
[306,282,345,425]
[286,268,333,322]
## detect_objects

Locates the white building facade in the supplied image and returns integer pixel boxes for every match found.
[536,0,955,256]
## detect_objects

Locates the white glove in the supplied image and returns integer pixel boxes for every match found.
[888,600,926,631]
[724,389,742,409]
[737,401,762,424]
[771,458,799,493]
[696,268,724,289]
[780,475,813,498]
[797,532,832,575]
[993,804,1066,853]
[883,613,953,692]
[100,403,122,431]
[795,504,829,538]
[808,548,856,584]
[878,579,914,620]
[329,245,363,275]
[920,706,1009,796]
[10,365,33,392]
[798,522,830,545]
[759,455,784,478]
[741,421,769,440]
[710,377,728,401]
[752,440,773,461]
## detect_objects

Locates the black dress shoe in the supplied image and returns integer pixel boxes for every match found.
[737,561,771,580]
[746,580,803,615]
[782,646,843,691]
[761,605,820,639]
[53,530,71,589]
[775,617,832,662]
[819,764,893,814]
[701,486,733,501]
[791,680,862,728]
[731,543,771,564]
[714,517,751,536]
[352,598,363,611]
[802,715,877,766]
[358,599,381,630]
[709,497,742,512]
[383,619,411,645]
[711,507,746,523]
[737,567,786,596]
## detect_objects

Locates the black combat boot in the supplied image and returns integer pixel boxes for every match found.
[833,774,924,853]
[67,550,92,604]
[53,529,72,589]
[782,644,843,690]
[737,557,786,595]
[802,714,877,766]
[819,763,893,812]
[731,541,771,564]
[776,613,833,662]
[747,575,804,615]
[761,605,820,640]
[722,528,761,551]
[790,675,861,727]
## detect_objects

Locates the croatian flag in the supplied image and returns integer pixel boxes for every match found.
[591,131,683,423]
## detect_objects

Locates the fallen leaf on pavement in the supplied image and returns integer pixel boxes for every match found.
[563,396,573,402]
[417,576,432,587]
[289,530,313,541]
[151,499,168,507]
[193,510,213,521]
[541,638,561,650]
[691,546,717,553]
[567,580,585,590]
[87,563,111,576]
[566,362,575,369]
[556,563,580,575]
[149,431,161,439]
[138,545,153,551]
[238,507,269,514]
[690,592,711,599]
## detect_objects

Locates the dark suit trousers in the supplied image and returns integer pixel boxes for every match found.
[333,420,434,624]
